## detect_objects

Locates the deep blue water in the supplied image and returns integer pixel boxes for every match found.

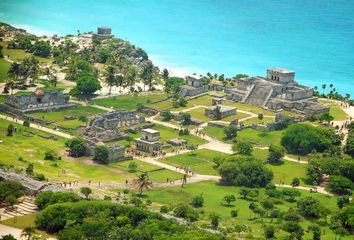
[1,0,353,95]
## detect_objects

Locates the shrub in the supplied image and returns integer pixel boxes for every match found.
[161,111,173,121]
[230,210,238,218]
[0,180,24,202]
[264,225,276,238]
[23,120,30,127]
[297,196,321,218]
[35,191,80,210]
[44,150,57,160]
[128,162,138,172]
[191,194,204,208]
[268,144,285,163]
[7,124,14,136]
[34,173,45,181]
[173,204,199,221]
[328,175,353,195]
[224,125,237,139]
[94,146,109,164]
[65,138,87,157]
[160,205,169,214]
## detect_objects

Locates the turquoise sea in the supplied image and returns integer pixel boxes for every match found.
[1,0,353,95]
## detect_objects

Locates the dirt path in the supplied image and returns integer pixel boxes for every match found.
[0,114,73,139]
[0,224,56,240]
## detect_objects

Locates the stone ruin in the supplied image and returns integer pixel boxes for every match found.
[1,89,75,114]
[85,110,145,142]
[0,168,65,195]
[179,76,209,97]
[205,105,237,120]
[84,110,145,162]
[224,68,329,117]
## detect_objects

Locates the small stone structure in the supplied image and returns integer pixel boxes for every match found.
[167,138,187,146]
[225,68,329,117]
[1,89,75,114]
[179,76,209,97]
[135,128,162,153]
[212,97,223,106]
[93,26,114,40]
[205,105,236,120]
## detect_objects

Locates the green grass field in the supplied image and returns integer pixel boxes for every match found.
[147,95,214,111]
[266,160,308,186]
[110,159,183,182]
[238,128,284,146]
[90,92,167,110]
[0,42,52,64]
[202,125,229,142]
[146,181,347,240]
[319,99,348,121]
[160,149,228,175]
[0,58,11,83]
[0,119,136,182]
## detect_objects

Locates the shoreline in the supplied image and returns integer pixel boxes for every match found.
[2,21,354,97]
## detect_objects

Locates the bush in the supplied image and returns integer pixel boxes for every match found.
[94,146,109,164]
[0,180,24,202]
[191,194,204,208]
[161,111,173,121]
[264,225,276,238]
[178,128,190,136]
[34,173,45,181]
[35,191,80,210]
[233,141,253,155]
[65,138,87,157]
[160,205,169,214]
[328,175,353,195]
[297,196,321,218]
[230,210,238,218]
[268,144,285,163]
[7,124,14,136]
[224,125,237,139]
[173,204,199,221]
[44,150,57,160]
[128,162,138,172]
[23,120,30,127]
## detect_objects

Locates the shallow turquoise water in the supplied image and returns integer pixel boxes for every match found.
[1,0,353,95]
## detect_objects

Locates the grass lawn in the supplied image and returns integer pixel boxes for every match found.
[90,92,167,110]
[266,160,308,186]
[241,116,274,126]
[187,107,251,123]
[238,128,284,146]
[0,119,136,183]
[147,95,214,111]
[0,58,11,83]
[146,181,344,240]
[319,99,348,121]
[27,105,105,131]
[202,125,229,142]
[1,213,37,228]
[110,159,183,182]
[0,42,52,64]
[160,149,228,175]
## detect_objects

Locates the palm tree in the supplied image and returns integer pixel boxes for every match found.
[133,173,153,196]
[115,75,125,92]
[321,84,326,95]
[21,226,36,240]
[162,68,169,81]
[7,62,21,82]
[50,75,58,88]
[105,66,116,95]
[44,67,51,80]
[125,66,138,92]
[140,62,155,91]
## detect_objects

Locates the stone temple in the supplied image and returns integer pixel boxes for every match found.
[179,76,209,97]
[92,26,114,40]
[135,128,162,153]
[225,68,329,116]
[0,89,75,114]
[205,105,236,120]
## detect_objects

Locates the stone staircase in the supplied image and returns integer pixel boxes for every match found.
[245,83,273,106]
[0,196,37,221]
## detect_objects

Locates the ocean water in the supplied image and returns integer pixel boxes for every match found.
[1,0,353,95]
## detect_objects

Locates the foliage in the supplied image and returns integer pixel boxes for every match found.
[133,173,153,195]
[268,144,285,163]
[178,128,190,136]
[191,194,204,208]
[281,123,341,155]
[345,122,354,157]
[179,112,191,125]
[223,195,236,206]
[337,195,350,209]
[328,175,353,195]
[7,123,14,136]
[65,137,87,157]
[44,150,58,160]
[291,177,300,187]
[80,187,92,199]
[218,155,273,187]
[161,110,173,121]
[297,196,321,218]
[232,141,253,155]
[66,59,95,81]
[263,225,276,238]
[0,235,17,240]
[173,204,199,222]
[26,163,34,175]
[32,40,52,57]
[128,161,138,172]
[0,180,24,202]
[223,125,237,140]
[94,145,109,164]
[209,213,220,229]
[164,76,185,94]
[70,74,101,98]
[35,191,81,210]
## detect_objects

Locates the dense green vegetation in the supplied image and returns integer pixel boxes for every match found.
[35,200,227,240]
[281,123,341,155]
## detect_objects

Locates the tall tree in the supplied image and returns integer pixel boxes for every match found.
[162,68,169,81]
[105,66,116,95]
[133,173,153,195]
[140,62,155,91]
